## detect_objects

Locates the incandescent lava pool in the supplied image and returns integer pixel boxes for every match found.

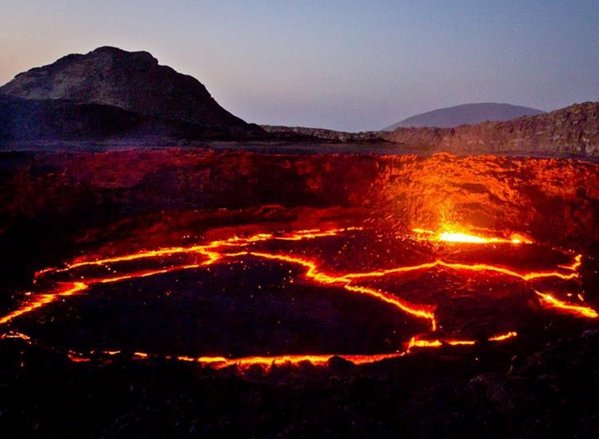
[2,224,597,369]
[0,150,598,369]
[1,149,598,437]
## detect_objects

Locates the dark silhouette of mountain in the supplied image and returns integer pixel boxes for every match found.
[0,46,253,132]
[0,95,262,141]
[385,103,544,130]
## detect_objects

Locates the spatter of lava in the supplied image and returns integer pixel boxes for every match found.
[0,226,596,371]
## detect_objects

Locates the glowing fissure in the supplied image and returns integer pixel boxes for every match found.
[340,259,580,282]
[247,251,437,329]
[1,226,596,370]
[535,290,598,319]
[34,228,360,279]
[43,330,519,370]
[0,282,88,326]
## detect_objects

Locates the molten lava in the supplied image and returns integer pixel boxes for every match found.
[412,226,533,245]
[535,291,598,319]
[0,225,596,371]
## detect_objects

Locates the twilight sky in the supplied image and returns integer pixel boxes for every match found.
[1,1,599,131]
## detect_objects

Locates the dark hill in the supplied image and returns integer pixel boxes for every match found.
[0,46,250,131]
[385,103,544,130]
[0,95,261,141]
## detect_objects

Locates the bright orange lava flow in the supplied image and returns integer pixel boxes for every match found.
[55,330,519,370]
[559,254,583,272]
[33,228,360,279]
[0,282,88,325]
[488,331,519,342]
[0,331,32,342]
[341,259,580,282]
[407,331,518,351]
[1,226,597,370]
[535,291,598,319]
[412,227,533,245]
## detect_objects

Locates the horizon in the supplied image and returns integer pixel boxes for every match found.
[2,1,599,131]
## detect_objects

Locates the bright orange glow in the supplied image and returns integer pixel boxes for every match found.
[98,264,201,284]
[412,227,533,245]
[488,331,518,342]
[1,225,596,371]
[67,351,92,363]
[64,328,517,370]
[0,331,32,342]
[32,228,358,280]
[535,290,598,319]
[342,259,579,282]
[0,282,88,325]
[128,351,406,368]
[46,327,522,370]
[408,338,443,349]
[407,331,518,351]
[558,254,583,272]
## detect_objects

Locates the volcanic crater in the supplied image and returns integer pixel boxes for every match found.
[1,150,597,371]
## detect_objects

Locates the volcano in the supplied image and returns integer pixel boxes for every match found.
[0,149,598,437]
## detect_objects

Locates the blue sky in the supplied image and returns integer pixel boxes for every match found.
[2,1,599,130]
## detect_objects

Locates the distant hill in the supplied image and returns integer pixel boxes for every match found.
[383,102,599,156]
[0,46,254,133]
[385,103,544,130]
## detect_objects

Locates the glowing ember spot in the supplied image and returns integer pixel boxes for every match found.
[446,339,477,346]
[535,291,598,319]
[488,331,518,342]
[0,331,32,342]
[408,338,443,349]
[67,351,91,363]
[176,355,201,363]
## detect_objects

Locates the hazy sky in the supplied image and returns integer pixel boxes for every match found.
[2,1,599,131]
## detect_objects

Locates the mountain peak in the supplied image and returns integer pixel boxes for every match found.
[88,46,158,64]
[0,46,247,129]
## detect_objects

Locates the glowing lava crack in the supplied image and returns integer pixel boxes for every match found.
[0,226,596,370]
